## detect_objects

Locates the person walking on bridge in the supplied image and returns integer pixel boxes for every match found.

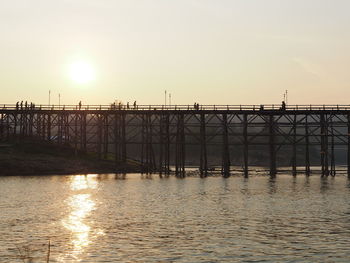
[281,101,286,111]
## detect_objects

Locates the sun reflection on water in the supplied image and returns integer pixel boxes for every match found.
[59,175,104,262]
[70,174,98,190]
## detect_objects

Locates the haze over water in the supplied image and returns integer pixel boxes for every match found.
[1,173,349,262]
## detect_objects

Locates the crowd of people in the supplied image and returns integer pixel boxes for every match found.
[15,101,36,110]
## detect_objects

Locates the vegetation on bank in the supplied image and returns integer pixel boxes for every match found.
[0,139,140,176]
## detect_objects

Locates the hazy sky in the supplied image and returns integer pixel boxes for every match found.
[1,0,350,105]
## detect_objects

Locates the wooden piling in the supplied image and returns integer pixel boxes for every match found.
[222,113,230,178]
[74,113,78,155]
[6,113,10,139]
[97,114,102,159]
[0,113,3,140]
[348,113,350,178]
[103,114,109,159]
[181,114,185,177]
[114,113,119,167]
[330,116,336,176]
[175,115,179,176]
[165,113,170,175]
[305,115,311,175]
[82,113,87,152]
[47,114,51,141]
[159,114,164,176]
[121,113,126,164]
[324,115,329,176]
[148,114,155,173]
[320,114,325,176]
[292,114,297,176]
[269,114,276,177]
[200,113,208,177]
[175,113,185,177]
[13,113,17,136]
[243,113,248,177]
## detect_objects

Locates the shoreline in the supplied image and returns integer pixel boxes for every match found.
[0,139,142,176]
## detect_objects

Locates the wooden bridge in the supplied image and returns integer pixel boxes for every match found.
[1,103,350,177]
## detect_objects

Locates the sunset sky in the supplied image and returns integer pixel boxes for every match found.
[1,0,349,105]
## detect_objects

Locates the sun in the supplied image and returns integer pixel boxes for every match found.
[69,61,96,84]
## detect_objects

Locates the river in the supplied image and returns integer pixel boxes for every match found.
[0,173,349,262]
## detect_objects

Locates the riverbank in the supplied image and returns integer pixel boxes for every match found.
[0,139,141,176]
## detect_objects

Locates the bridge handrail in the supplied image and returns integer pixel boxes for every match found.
[1,104,350,111]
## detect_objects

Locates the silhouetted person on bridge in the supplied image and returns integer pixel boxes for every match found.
[78,101,82,110]
[16,102,19,111]
[281,101,286,111]
[260,105,264,111]
[20,101,23,110]
[133,101,136,109]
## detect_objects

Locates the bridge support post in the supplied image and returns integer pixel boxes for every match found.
[36,113,41,139]
[74,113,78,155]
[200,113,208,177]
[159,114,164,176]
[103,114,109,159]
[96,114,101,159]
[121,113,127,165]
[325,116,329,176]
[19,111,23,138]
[0,113,3,140]
[145,114,150,174]
[181,114,185,177]
[243,113,248,177]
[81,113,87,153]
[43,114,46,141]
[320,114,329,176]
[57,112,62,145]
[65,113,70,144]
[5,114,9,140]
[222,113,230,178]
[305,115,311,175]
[175,113,185,177]
[165,113,170,175]
[47,114,51,141]
[348,113,350,178]
[320,114,325,176]
[114,113,119,168]
[140,114,145,172]
[330,116,336,176]
[148,114,156,173]
[269,114,276,177]
[29,111,34,137]
[292,114,297,176]
[175,114,179,177]
[13,113,17,136]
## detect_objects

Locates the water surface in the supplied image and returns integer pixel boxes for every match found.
[0,173,350,262]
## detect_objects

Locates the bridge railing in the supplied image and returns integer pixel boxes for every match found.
[1,104,350,111]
